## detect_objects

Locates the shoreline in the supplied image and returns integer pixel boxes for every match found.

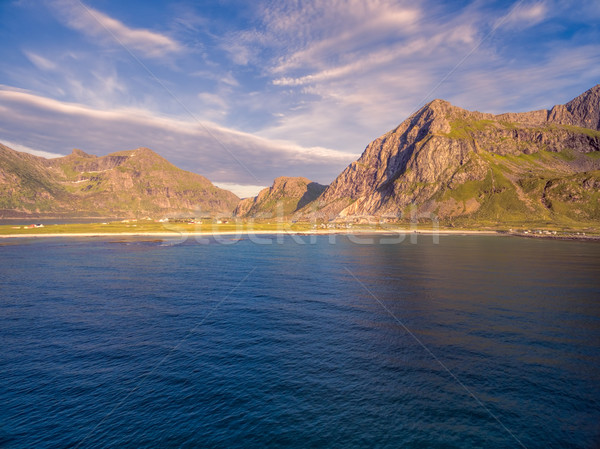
[0,229,500,239]
[1,229,598,241]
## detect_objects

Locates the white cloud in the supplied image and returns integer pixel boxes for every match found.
[219,30,264,66]
[265,1,421,74]
[51,0,182,58]
[198,92,229,111]
[5,0,599,194]
[240,0,599,157]
[23,51,57,71]
[496,1,548,29]
[5,51,134,111]
[0,139,64,158]
[190,70,239,87]
[212,182,268,198]
[271,25,474,88]
[0,87,357,185]
[453,44,600,113]
[255,2,486,149]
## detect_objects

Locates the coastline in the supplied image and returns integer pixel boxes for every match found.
[1,228,598,241]
[0,229,501,239]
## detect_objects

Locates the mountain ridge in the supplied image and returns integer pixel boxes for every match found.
[298,85,600,226]
[234,176,327,218]
[2,85,598,226]
[0,144,240,218]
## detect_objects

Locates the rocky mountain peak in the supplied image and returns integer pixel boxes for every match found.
[234,176,326,218]
[396,99,455,136]
[71,148,94,158]
[301,84,600,223]
[270,176,312,195]
[0,143,240,218]
[564,84,600,130]
[132,147,161,158]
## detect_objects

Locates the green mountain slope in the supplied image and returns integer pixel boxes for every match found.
[0,145,67,214]
[234,176,327,218]
[0,145,239,218]
[300,85,600,229]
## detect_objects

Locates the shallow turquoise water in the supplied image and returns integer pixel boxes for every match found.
[1,235,599,448]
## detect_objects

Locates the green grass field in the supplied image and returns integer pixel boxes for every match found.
[1,218,598,237]
[0,220,312,236]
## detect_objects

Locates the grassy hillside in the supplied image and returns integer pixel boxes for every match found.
[0,145,239,218]
[235,177,327,218]
[303,87,600,231]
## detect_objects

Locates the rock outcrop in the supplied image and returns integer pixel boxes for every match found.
[0,145,240,218]
[234,176,327,218]
[300,85,600,225]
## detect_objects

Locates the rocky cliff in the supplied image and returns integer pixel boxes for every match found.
[300,85,600,226]
[234,176,327,218]
[0,145,240,218]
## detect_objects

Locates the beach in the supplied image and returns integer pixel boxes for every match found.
[0,228,502,239]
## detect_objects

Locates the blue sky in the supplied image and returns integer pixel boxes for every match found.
[0,0,599,196]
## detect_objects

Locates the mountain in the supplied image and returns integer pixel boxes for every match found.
[0,145,240,218]
[234,176,327,218]
[301,85,600,227]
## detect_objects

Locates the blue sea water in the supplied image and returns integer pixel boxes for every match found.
[1,234,599,448]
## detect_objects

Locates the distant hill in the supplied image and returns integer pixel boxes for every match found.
[234,176,327,218]
[300,85,600,228]
[0,145,239,218]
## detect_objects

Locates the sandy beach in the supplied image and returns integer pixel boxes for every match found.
[0,228,502,239]
[2,228,598,241]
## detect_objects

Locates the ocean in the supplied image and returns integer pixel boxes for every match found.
[1,234,599,448]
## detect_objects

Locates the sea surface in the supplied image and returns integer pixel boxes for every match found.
[1,234,599,448]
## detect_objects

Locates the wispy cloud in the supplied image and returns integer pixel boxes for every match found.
[0,87,358,187]
[251,1,486,149]
[23,51,57,71]
[212,182,268,198]
[264,0,421,74]
[3,0,599,190]
[198,92,229,111]
[219,30,265,66]
[10,50,131,110]
[454,44,600,113]
[230,0,599,154]
[497,1,548,29]
[271,24,477,88]
[51,0,182,58]
[1,139,63,159]
[190,70,239,87]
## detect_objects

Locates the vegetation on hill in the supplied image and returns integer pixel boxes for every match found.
[234,176,326,218]
[298,85,600,230]
[2,85,599,230]
[0,145,239,218]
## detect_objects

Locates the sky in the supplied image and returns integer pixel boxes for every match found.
[0,0,599,197]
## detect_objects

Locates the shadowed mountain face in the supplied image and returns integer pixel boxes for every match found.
[300,85,600,226]
[0,145,239,218]
[234,176,327,218]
